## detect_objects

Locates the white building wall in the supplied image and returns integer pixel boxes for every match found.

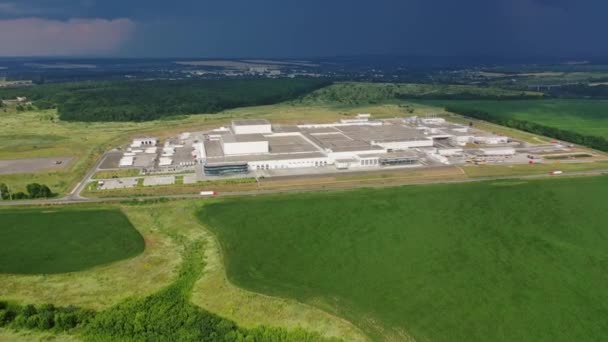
[421,118,446,124]
[473,136,509,144]
[327,150,386,161]
[452,127,469,133]
[131,138,157,148]
[438,148,463,156]
[223,141,269,155]
[297,122,383,129]
[193,142,205,163]
[374,139,433,150]
[356,157,380,167]
[249,157,331,170]
[480,148,515,156]
[450,136,473,146]
[232,124,272,135]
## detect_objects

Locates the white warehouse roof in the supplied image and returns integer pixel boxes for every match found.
[232,119,271,126]
[119,156,134,167]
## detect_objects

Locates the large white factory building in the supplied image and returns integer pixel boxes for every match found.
[119,115,515,175]
[196,116,442,175]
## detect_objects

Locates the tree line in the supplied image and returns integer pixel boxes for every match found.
[446,107,608,152]
[0,239,338,341]
[398,92,542,101]
[0,301,93,332]
[0,78,332,122]
[0,183,54,200]
[546,84,608,99]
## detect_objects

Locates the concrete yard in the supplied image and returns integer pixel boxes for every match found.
[0,157,73,175]
[98,154,122,169]
[183,174,199,184]
[98,178,138,190]
[133,154,156,168]
[143,176,175,187]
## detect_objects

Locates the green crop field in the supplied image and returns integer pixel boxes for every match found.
[424,99,608,138]
[0,208,144,274]
[199,176,608,341]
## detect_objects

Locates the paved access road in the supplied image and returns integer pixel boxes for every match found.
[66,151,123,201]
[1,168,607,207]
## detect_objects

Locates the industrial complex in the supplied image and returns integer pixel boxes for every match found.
[96,113,577,190]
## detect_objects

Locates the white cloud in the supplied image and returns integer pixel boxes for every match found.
[0,17,136,56]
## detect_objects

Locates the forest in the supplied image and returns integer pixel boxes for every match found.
[0,78,332,122]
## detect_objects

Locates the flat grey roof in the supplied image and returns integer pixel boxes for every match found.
[221,133,267,143]
[272,125,301,133]
[449,129,475,137]
[203,140,224,158]
[232,119,271,126]
[300,127,340,134]
[336,124,429,142]
[331,145,385,153]
[302,130,384,153]
[266,135,319,153]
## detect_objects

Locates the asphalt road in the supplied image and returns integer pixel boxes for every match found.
[1,168,607,207]
[66,151,123,201]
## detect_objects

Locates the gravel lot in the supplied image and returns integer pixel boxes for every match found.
[0,157,73,175]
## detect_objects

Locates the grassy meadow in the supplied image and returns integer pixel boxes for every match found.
[199,176,608,341]
[0,200,364,341]
[0,208,144,274]
[424,99,608,138]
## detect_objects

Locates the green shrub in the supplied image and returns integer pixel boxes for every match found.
[0,309,17,327]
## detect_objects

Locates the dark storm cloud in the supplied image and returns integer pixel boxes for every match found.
[0,0,606,57]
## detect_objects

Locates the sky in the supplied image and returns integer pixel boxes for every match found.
[0,0,606,58]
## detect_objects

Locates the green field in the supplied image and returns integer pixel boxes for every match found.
[199,176,608,341]
[424,99,608,138]
[0,208,144,274]
[0,201,357,341]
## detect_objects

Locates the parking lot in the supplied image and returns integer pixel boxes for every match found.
[143,176,175,187]
[98,178,138,190]
[183,174,198,184]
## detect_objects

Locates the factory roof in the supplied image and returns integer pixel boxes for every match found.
[331,145,385,153]
[221,133,267,143]
[448,129,475,137]
[336,124,429,142]
[272,125,301,133]
[300,126,340,134]
[203,140,224,158]
[232,119,271,126]
[266,135,319,153]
